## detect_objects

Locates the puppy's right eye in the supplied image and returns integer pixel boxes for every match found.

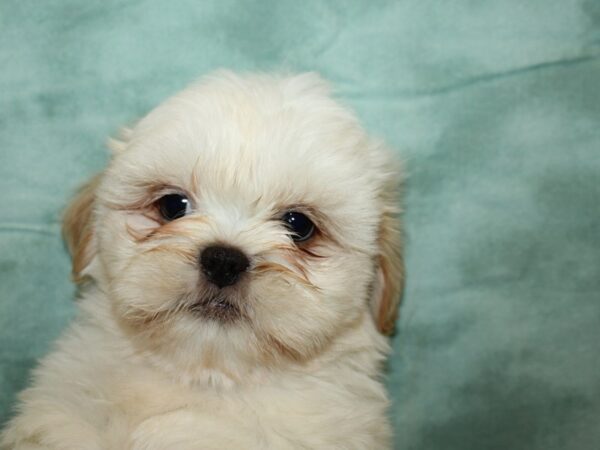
[282,211,316,243]
[156,194,190,221]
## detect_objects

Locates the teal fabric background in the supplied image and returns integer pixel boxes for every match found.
[1,1,599,448]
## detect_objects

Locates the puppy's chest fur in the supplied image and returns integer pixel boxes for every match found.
[103,367,388,449]
[6,294,390,450]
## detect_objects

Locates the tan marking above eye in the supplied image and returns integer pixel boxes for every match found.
[105,182,193,212]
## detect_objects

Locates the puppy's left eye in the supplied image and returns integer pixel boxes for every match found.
[157,194,190,221]
[282,211,315,243]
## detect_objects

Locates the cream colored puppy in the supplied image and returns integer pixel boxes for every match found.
[1,72,403,450]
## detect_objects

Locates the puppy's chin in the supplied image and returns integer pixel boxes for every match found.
[190,296,241,322]
[187,288,248,324]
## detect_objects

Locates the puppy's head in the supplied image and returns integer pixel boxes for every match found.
[64,72,403,375]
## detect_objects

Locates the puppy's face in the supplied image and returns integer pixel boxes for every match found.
[64,72,403,375]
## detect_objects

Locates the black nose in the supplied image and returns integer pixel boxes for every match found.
[200,245,249,288]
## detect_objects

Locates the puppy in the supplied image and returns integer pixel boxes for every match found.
[1,71,404,450]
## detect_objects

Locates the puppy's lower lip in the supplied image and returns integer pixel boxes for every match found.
[190,296,242,322]
[213,300,232,308]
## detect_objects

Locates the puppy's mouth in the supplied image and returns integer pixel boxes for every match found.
[189,294,244,323]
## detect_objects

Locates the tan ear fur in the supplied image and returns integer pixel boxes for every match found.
[372,187,405,336]
[62,174,101,282]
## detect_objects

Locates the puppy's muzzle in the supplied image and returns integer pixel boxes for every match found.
[200,245,249,288]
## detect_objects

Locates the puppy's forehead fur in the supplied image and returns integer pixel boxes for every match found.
[105,72,391,249]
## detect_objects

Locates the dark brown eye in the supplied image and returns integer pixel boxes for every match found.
[157,194,190,221]
[282,211,315,243]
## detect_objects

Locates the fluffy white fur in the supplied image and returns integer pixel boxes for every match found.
[1,72,404,450]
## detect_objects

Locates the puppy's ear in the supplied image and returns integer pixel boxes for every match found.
[63,174,101,282]
[371,181,405,336]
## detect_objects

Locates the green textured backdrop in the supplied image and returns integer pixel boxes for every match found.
[1,1,599,449]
